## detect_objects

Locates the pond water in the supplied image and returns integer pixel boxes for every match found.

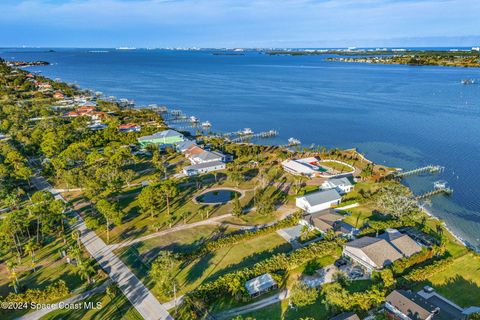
[196,190,240,204]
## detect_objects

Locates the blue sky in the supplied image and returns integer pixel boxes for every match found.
[0,0,479,48]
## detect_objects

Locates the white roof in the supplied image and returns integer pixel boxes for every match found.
[184,161,225,171]
[282,159,316,175]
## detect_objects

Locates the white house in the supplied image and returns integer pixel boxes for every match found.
[321,177,353,194]
[282,157,320,177]
[183,161,226,176]
[189,150,226,165]
[296,189,342,213]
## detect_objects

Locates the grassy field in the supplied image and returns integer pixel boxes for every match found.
[412,252,480,307]
[0,238,85,297]
[40,291,143,320]
[319,161,353,173]
[116,231,292,302]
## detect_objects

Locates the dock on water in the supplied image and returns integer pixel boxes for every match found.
[394,165,444,178]
[415,180,453,200]
[228,130,278,143]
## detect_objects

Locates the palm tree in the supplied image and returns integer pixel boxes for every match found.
[159,180,178,216]
[6,260,19,293]
[24,240,39,271]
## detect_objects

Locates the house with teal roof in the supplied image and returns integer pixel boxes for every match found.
[137,129,184,148]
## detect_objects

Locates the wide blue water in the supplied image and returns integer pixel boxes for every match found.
[2,48,479,250]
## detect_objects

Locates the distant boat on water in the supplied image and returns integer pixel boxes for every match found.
[116,47,136,50]
[240,128,253,135]
[461,79,476,85]
[190,116,199,123]
[202,121,211,127]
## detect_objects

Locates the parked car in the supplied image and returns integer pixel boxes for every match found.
[334,258,348,267]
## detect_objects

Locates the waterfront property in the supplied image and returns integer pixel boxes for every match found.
[245,273,278,297]
[385,290,440,320]
[321,177,354,194]
[175,139,197,153]
[137,129,184,148]
[296,189,342,213]
[183,160,226,176]
[189,150,226,165]
[343,229,421,273]
[281,157,323,177]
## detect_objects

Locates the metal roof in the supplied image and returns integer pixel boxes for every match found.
[245,273,277,295]
[301,189,342,206]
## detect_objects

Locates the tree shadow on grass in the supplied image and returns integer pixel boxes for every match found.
[426,275,480,307]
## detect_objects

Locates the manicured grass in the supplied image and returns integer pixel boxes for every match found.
[117,232,292,302]
[412,253,480,307]
[319,161,352,173]
[39,292,143,320]
[342,206,374,228]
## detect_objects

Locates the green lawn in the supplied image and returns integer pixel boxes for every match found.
[319,161,352,173]
[412,253,480,307]
[116,232,292,302]
[240,294,332,320]
[39,291,143,320]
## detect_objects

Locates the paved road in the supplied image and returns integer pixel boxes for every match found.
[16,280,111,320]
[29,175,173,320]
[215,290,290,320]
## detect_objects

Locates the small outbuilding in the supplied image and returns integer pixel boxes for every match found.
[245,273,278,297]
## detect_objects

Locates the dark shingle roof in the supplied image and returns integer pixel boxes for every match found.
[329,312,361,320]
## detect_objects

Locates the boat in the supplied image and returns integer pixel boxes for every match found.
[190,116,199,123]
[202,121,211,127]
[241,128,253,135]
[288,137,301,146]
[461,79,475,85]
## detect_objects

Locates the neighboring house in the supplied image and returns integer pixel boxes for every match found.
[385,290,439,320]
[189,150,226,165]
[119,123,141,132]
[329,312,361,320]
[245,273,278,297]
[302,209,345,234]
[322,177,354,194]
[378,229,424,258]
[183,161,226,176]
[53,91,64,99]
[343,230,421,272]
[176,140,197,153]
[417,286,466,320]
[137,129,184,147]
[184,145,205,158]
[282,157,321,177]
[336,221,360,238]
[296,189,342,213]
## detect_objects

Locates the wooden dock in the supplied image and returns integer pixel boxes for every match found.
[395,165,444,178]
[415,187,453,200]
[229,130,278,143]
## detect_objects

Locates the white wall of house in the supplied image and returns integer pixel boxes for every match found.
[183,163,226,176]
[295,197,340,213]
[321,181,353,194]
[343,246,377,272]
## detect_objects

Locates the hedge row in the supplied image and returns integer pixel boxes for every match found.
[404,257,454,282]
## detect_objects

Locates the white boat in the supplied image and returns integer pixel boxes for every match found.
[202,121,211,127]
[241,128,253,135]
[190,116,199,123]
[288,137,301,146]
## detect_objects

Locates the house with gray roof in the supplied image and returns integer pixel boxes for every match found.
[302,209,345,234]
[296,189,342,213]
[189,150,226,165]
[176,140,196,153]
[322,177,354,194]
[183,161,226,176]
[245,273,278,297]
[343,230,421,273]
